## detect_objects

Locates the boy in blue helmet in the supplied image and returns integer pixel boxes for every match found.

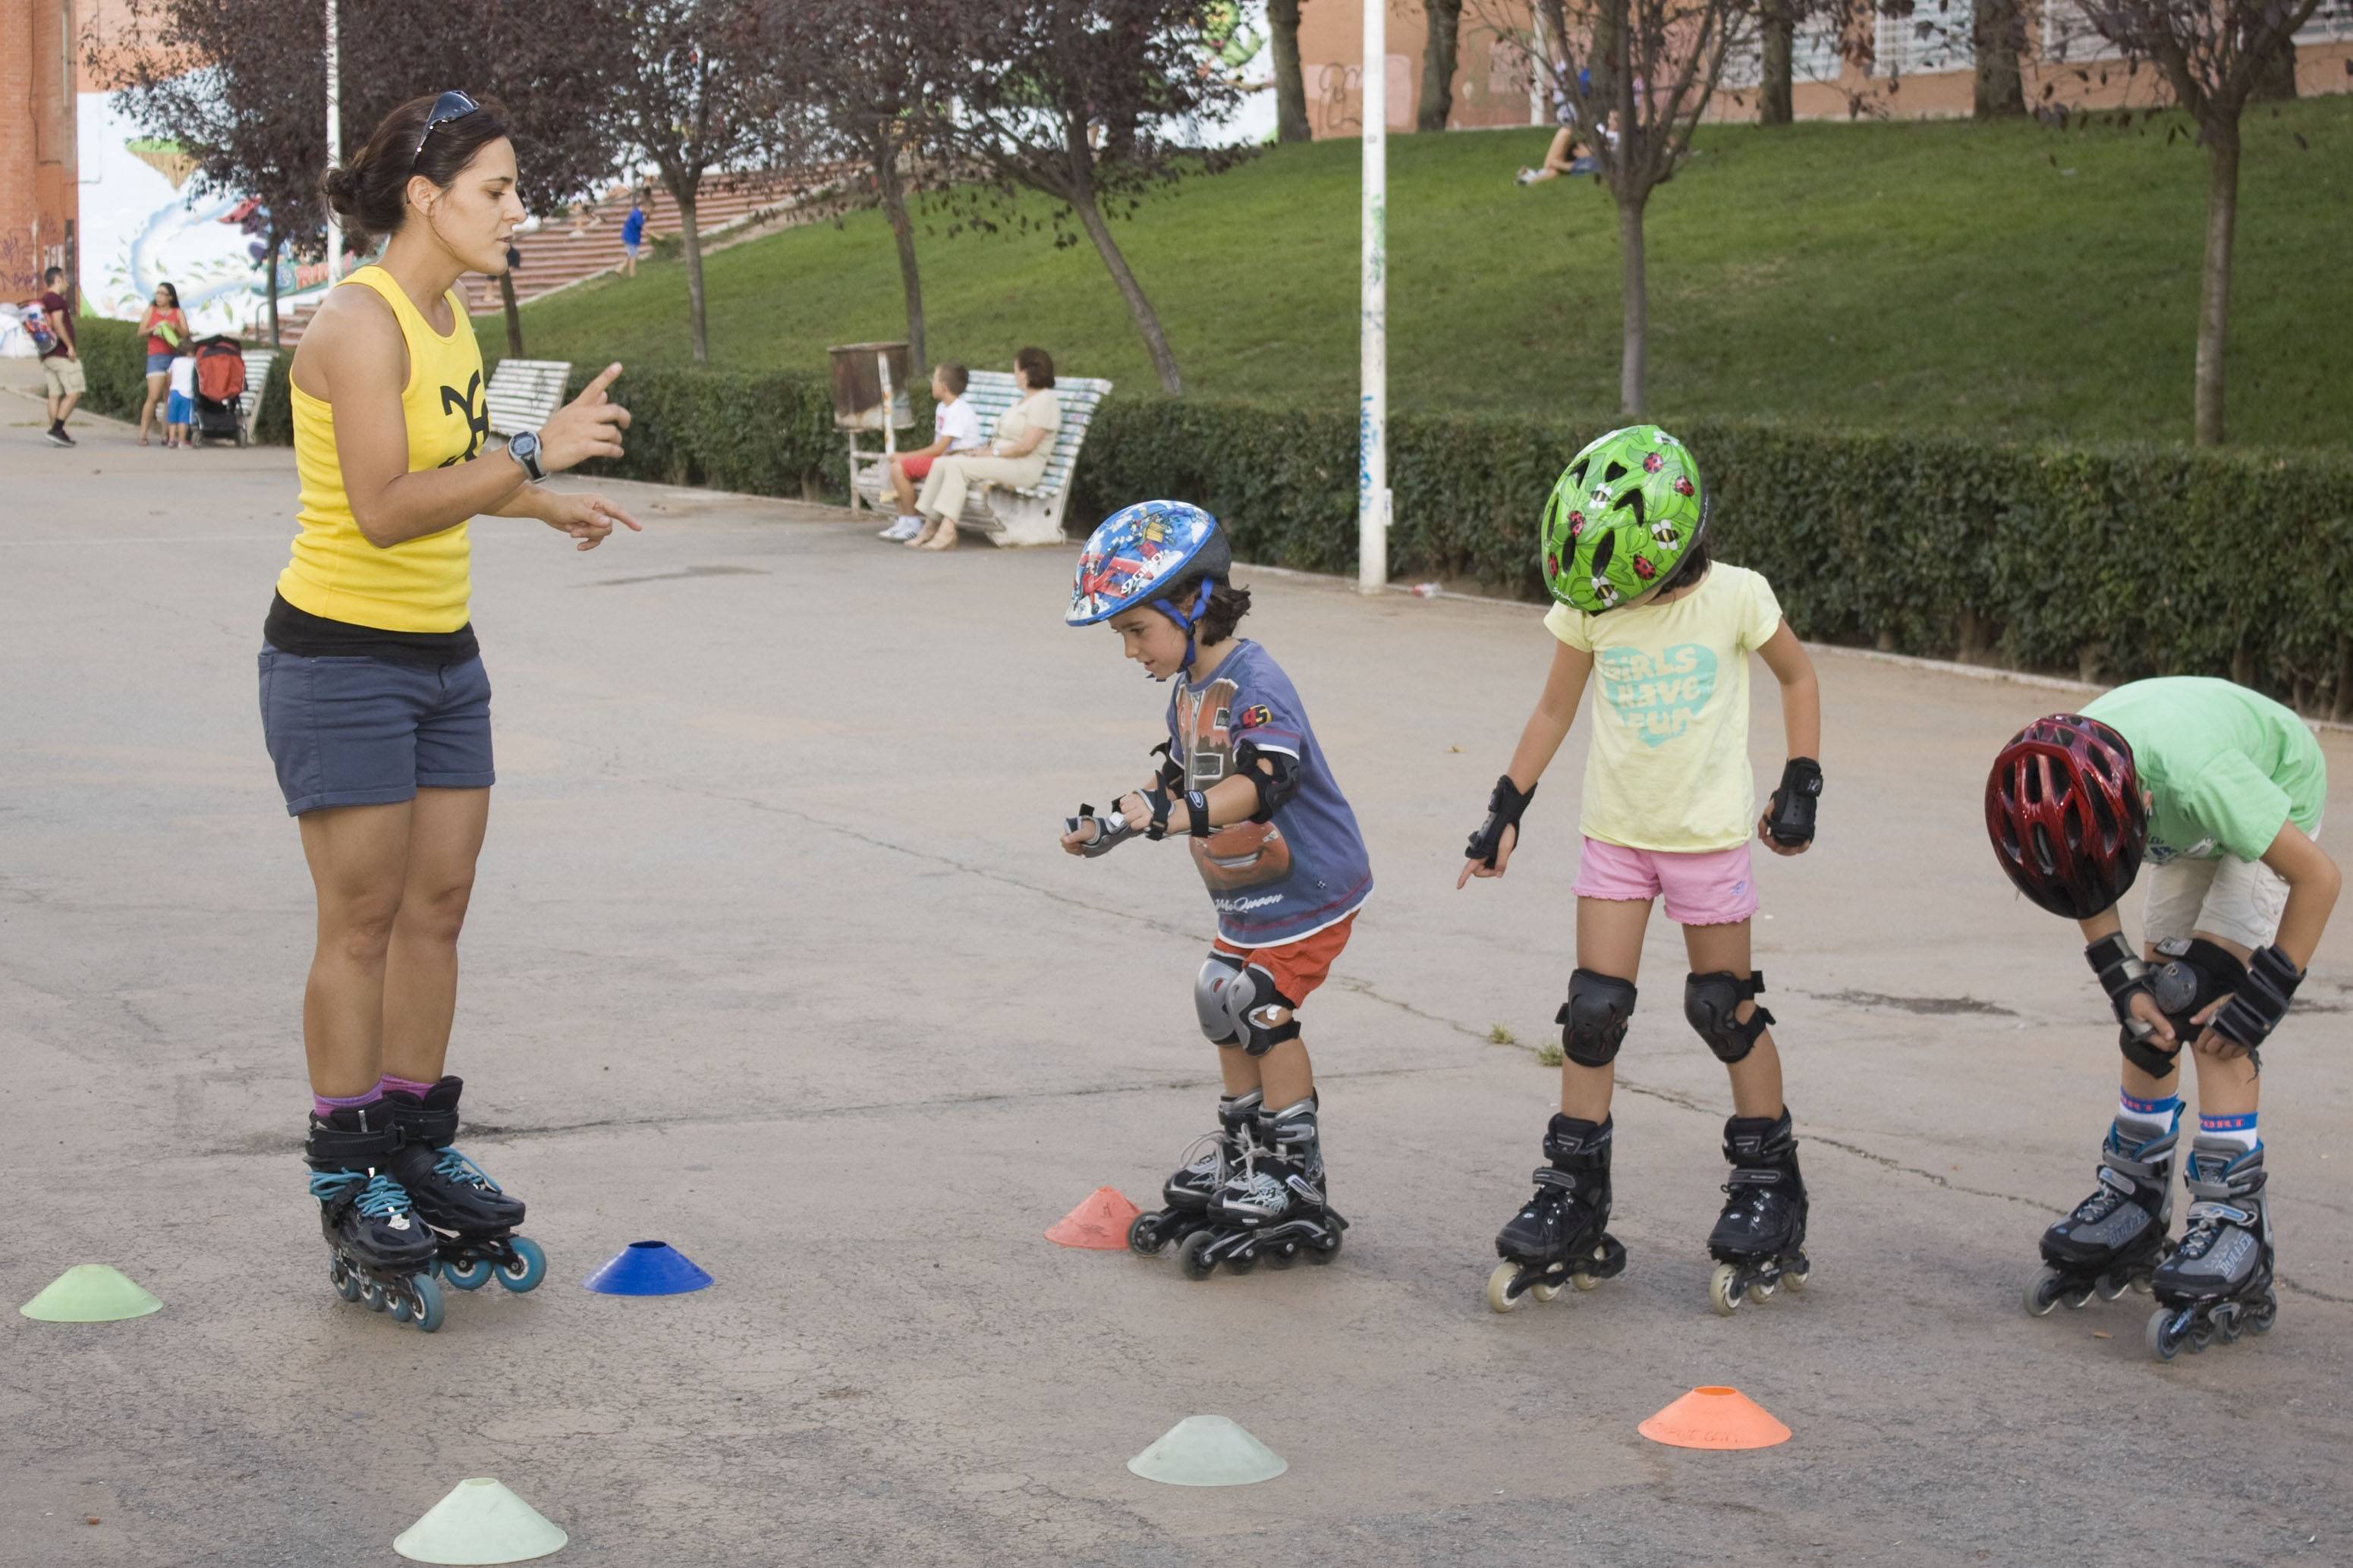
[1061,500,1374,1278]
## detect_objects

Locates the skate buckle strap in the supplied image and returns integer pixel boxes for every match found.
[2185,1201,2252,1229]
[1530,1167,1580,1194]
[1724,1167,1785,1188]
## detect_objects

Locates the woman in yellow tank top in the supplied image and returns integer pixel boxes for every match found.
[262,91,638,1331]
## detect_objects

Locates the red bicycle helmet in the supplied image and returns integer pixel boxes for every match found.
[1985,714,2146,919]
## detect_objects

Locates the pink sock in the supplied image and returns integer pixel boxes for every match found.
[379,1074,438,1098]
[313,1086,382,1120]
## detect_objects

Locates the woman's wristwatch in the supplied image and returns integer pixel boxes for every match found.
[507,427,547,482]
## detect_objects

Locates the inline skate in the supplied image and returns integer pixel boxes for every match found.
[1128,1090,1260,1257]
[307,1105,443,1331]
[1178,1097,1346,1279]
[382,1076,547,1294]
[1707,1108,1810,1315]
[1486,1113,1626,1312]
[2145,1138,2275,1360]
[2025,1117,2175,1316]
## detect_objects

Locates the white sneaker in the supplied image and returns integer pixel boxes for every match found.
[879,515,922,541]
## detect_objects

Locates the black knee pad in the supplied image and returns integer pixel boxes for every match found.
[1685,971,1775,1064]
[1200,954,1301,1057]
[2124,937,2248,1076]
[1194,952,1247,1047]
[1557,969,1637,1068]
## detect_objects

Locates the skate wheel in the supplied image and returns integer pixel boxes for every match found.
[1531,1281,1565,1302]
[2023,1267,2065,1318]
[1304,1230,1340,1265]
[1753,1278,1779,1304]
[389,1290,415,1323]
[1709,1262,1744,1318]
[2145,1306,2195,1362]
[1486,1260,1529,1313]
[331,1259,362,1302]
[404,1274,444,1333]
[1782,1265,1809,1293]
[1178,1229,1218,1282]
[2130,1274,2154,1296]
[1127,1212,1167,1257]
[496,1236,547,1293]
[1265,1243,1298,1270]
[2247,1290,2278,1336]
[358,1276,388,1312]
[2094,1271,2131,1302]
[1568,1271,1600,1293]
[441,1256,492,1292]
[1224,1247,1258,1276]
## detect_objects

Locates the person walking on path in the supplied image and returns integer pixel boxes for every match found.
[618,193,646,277]
[908,346,1062,552]
[35,267,82,447]
[135,282,190,445]
[265,90,640,1331]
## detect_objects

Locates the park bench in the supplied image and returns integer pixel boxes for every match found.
[848,370,1112,547]
[484,358,572,438]
[239,350,275,445]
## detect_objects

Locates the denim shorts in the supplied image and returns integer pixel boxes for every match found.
[258,646,495,815]
[146,352,175,375]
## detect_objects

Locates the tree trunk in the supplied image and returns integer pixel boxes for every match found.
[873,129,926,370]
[499,267,524,357]
[1419,0,1462,132]
[1267,0,1310,143]
[2251,39,2298,102]
[266,234,282,349]
[1068,181,1182,394]
[676,184,709,363]
[1760,6,1794,126]
[2194,121,2240,445]
[1617,189,1647,415]
[1972,0,2025,118]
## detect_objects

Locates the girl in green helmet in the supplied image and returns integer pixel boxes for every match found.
[1457,423,1827,1318]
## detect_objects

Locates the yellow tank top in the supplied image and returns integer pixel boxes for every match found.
[278,266,489,632]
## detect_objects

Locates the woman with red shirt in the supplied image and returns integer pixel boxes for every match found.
[135,281,188,446]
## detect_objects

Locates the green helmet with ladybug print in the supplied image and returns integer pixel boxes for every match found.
[1540,425,1708,614]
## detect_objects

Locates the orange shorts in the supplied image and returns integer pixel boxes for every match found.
[1213,912,1357,1005]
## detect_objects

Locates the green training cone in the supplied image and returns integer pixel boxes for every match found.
[1127,1414,1288,1487]
[394,1478,568,1565]
[18,1264,163,1323]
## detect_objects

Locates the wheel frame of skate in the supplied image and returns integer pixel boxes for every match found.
[329,1253,445,1333]
[1707,1252,1810,1318]
[1485,1233,1628,1314]
[1127,1207,1213,1258]
[433,1233,548,1293]
[1175,1214,1346,1280]
[2144,1287,2276,1362]
[2021,1260,2156,1317]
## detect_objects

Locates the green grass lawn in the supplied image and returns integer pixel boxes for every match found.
[494,96,2353,448]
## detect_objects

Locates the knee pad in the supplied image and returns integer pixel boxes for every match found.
[1197,953,1301,1056]
[1685,971,1775,1064]
[2125,937,2248,1075]
[1556,969,1637,1068]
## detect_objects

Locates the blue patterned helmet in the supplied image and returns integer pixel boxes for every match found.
[1068,501,1234,669]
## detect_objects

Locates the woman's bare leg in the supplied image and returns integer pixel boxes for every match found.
[381,787,490,1085]
[297,802,414,1096]
[138,374,166,441]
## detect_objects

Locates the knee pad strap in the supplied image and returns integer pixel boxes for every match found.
[1685,970,1775,1064]
[1557,969,1637,1068]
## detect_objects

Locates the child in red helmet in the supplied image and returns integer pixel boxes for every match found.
[1987,676,2337,1359]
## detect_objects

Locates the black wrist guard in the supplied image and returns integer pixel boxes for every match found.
[2084,932,2153,1026]
[2213,943,2302,1050]
[1066,803,1135,857]
[1140,784,1175,841]
[1184,790,1213,838]
[1765,756,1823,847]
[1466,775,1537,867]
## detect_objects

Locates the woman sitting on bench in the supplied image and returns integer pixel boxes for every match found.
[909,346,1062,553]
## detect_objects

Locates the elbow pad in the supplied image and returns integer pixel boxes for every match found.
[1233,740,1303,822]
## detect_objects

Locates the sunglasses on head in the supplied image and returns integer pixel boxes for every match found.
[411,90,480,169]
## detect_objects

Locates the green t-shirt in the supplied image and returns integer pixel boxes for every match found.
[2081,677,2325,865]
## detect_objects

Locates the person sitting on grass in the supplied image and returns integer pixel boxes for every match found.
[878,362,985,542]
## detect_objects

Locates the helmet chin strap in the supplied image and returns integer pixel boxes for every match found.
[1150,579,1215,674]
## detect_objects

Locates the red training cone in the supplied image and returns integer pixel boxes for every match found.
[1047,1187,1143,1249]
[1637,1386,1791,1450]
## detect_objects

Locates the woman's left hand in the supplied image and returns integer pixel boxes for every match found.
[540,492,643,551]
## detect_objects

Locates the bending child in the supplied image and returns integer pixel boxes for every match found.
[1459,425,1824,1317]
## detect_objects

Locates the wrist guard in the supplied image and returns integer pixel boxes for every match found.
[1765,756,1823,847]
[2212,943,2302,1050]
[1466,775,1537,867]
[1185,790,1213,838]
[2084,933,2153,1027]
[1138,784,1175,841]
[1065,803,1137,857]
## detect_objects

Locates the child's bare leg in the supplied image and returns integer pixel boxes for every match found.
[1562,896,1650,1119]
[888,458,917,514]
[1255,1035,1312,1109]
[1216,1043,1262,1097]
[1542,126,1580,175]
[1684,918,1782,1116]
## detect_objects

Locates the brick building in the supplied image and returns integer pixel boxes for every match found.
[3,0,82,303]
[1294,1,2353,139]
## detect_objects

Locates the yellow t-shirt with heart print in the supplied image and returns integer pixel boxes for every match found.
[277,266,489,632]
[1543,564,1786,853]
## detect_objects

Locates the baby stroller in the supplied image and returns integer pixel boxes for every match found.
[190,335,247,448]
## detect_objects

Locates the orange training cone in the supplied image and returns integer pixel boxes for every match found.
[1046,1187,1143,1249]
[1637,1386,1791,1450]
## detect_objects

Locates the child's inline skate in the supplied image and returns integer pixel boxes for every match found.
[1178,1098,1346,1279]
[2145,1137,2275,1360]
[1128,1090,1260,1257]
[2025,1117,2175,1315]
[307,1105,443,1331]
[382,1076,547,1294]
[1707,1108,1810,1315]
[1486,1113,1626,1312]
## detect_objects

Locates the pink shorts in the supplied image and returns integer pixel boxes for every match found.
[1571,837,1759,926]
[896,452,937,479]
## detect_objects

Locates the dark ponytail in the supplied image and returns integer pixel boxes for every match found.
[321,91,511,245]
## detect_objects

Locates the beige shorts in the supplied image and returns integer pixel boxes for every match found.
[2144,850,2293,950]
[42,357,85,397]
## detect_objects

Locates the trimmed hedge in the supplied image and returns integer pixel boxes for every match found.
[71,316,295,441]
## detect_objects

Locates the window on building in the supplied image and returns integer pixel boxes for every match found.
[1872,0,1969,77]
[2041,0,2125,64]
[1720,14,1848,91]
[2298,0,2353,41]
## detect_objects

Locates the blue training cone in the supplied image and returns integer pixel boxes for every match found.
[582,1240,713,1296]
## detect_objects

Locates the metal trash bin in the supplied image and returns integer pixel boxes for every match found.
[828,341,914,438]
